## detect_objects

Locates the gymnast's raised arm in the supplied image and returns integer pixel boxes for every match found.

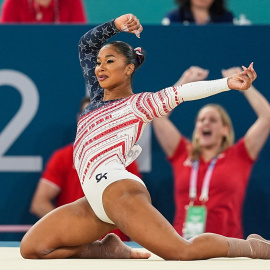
[78,20,120,101]
[78,14,142,102]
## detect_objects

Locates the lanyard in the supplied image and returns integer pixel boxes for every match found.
[189,156,217,203]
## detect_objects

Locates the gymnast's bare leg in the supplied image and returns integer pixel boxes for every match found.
[20,197,151,259]
[103,179,270,260]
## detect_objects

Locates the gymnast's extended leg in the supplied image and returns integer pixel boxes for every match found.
[103,179,270,260]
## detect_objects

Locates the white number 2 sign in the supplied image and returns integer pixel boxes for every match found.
[0,70,42,172]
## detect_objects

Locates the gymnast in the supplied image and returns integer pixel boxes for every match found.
[20,13,270,260]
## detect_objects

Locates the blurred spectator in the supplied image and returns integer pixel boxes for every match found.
[153,66,270,239]
[30,96,141,240]
[162,0,234,25]
[0,0,87,23]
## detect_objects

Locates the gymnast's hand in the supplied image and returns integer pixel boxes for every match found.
[227,63,257,91]
[114,14,143,38]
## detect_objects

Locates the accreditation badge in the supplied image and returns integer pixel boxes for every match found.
[183,205,207,240]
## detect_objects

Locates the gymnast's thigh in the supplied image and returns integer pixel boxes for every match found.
[21,197,116,249]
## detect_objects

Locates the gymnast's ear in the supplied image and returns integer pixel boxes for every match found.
[126,63,135,76]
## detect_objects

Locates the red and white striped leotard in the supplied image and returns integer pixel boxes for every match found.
[74,87,182,185]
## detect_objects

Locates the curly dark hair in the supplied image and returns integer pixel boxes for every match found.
[175,0,228,15]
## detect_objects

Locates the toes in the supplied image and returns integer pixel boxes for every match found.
[130,249,151,259]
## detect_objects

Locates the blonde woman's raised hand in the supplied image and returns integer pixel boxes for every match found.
[222,67,242,78]
[175,66,209,86]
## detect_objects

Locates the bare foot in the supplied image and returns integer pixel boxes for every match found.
[246,234,270,259]
[101,233,151,259]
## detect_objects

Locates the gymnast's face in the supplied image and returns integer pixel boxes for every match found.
[95,45,134,90]
[195,106,229,149]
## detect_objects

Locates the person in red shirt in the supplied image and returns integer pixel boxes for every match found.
[153,66,270,239]
[30,96,142,241]
[0,0,87,23]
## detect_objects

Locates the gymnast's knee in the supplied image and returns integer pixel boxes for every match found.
[20,236,50,259]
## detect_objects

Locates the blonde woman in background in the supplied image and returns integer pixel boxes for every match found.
[153,66,270,239]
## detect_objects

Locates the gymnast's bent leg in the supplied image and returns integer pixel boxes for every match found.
[103,179,270,260]
[20,197,150,259]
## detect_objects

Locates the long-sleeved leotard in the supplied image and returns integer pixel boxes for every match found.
[74,20,230,186]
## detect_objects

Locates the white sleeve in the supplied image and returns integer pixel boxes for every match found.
[175,78,230,102]
[132,78,231,121]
